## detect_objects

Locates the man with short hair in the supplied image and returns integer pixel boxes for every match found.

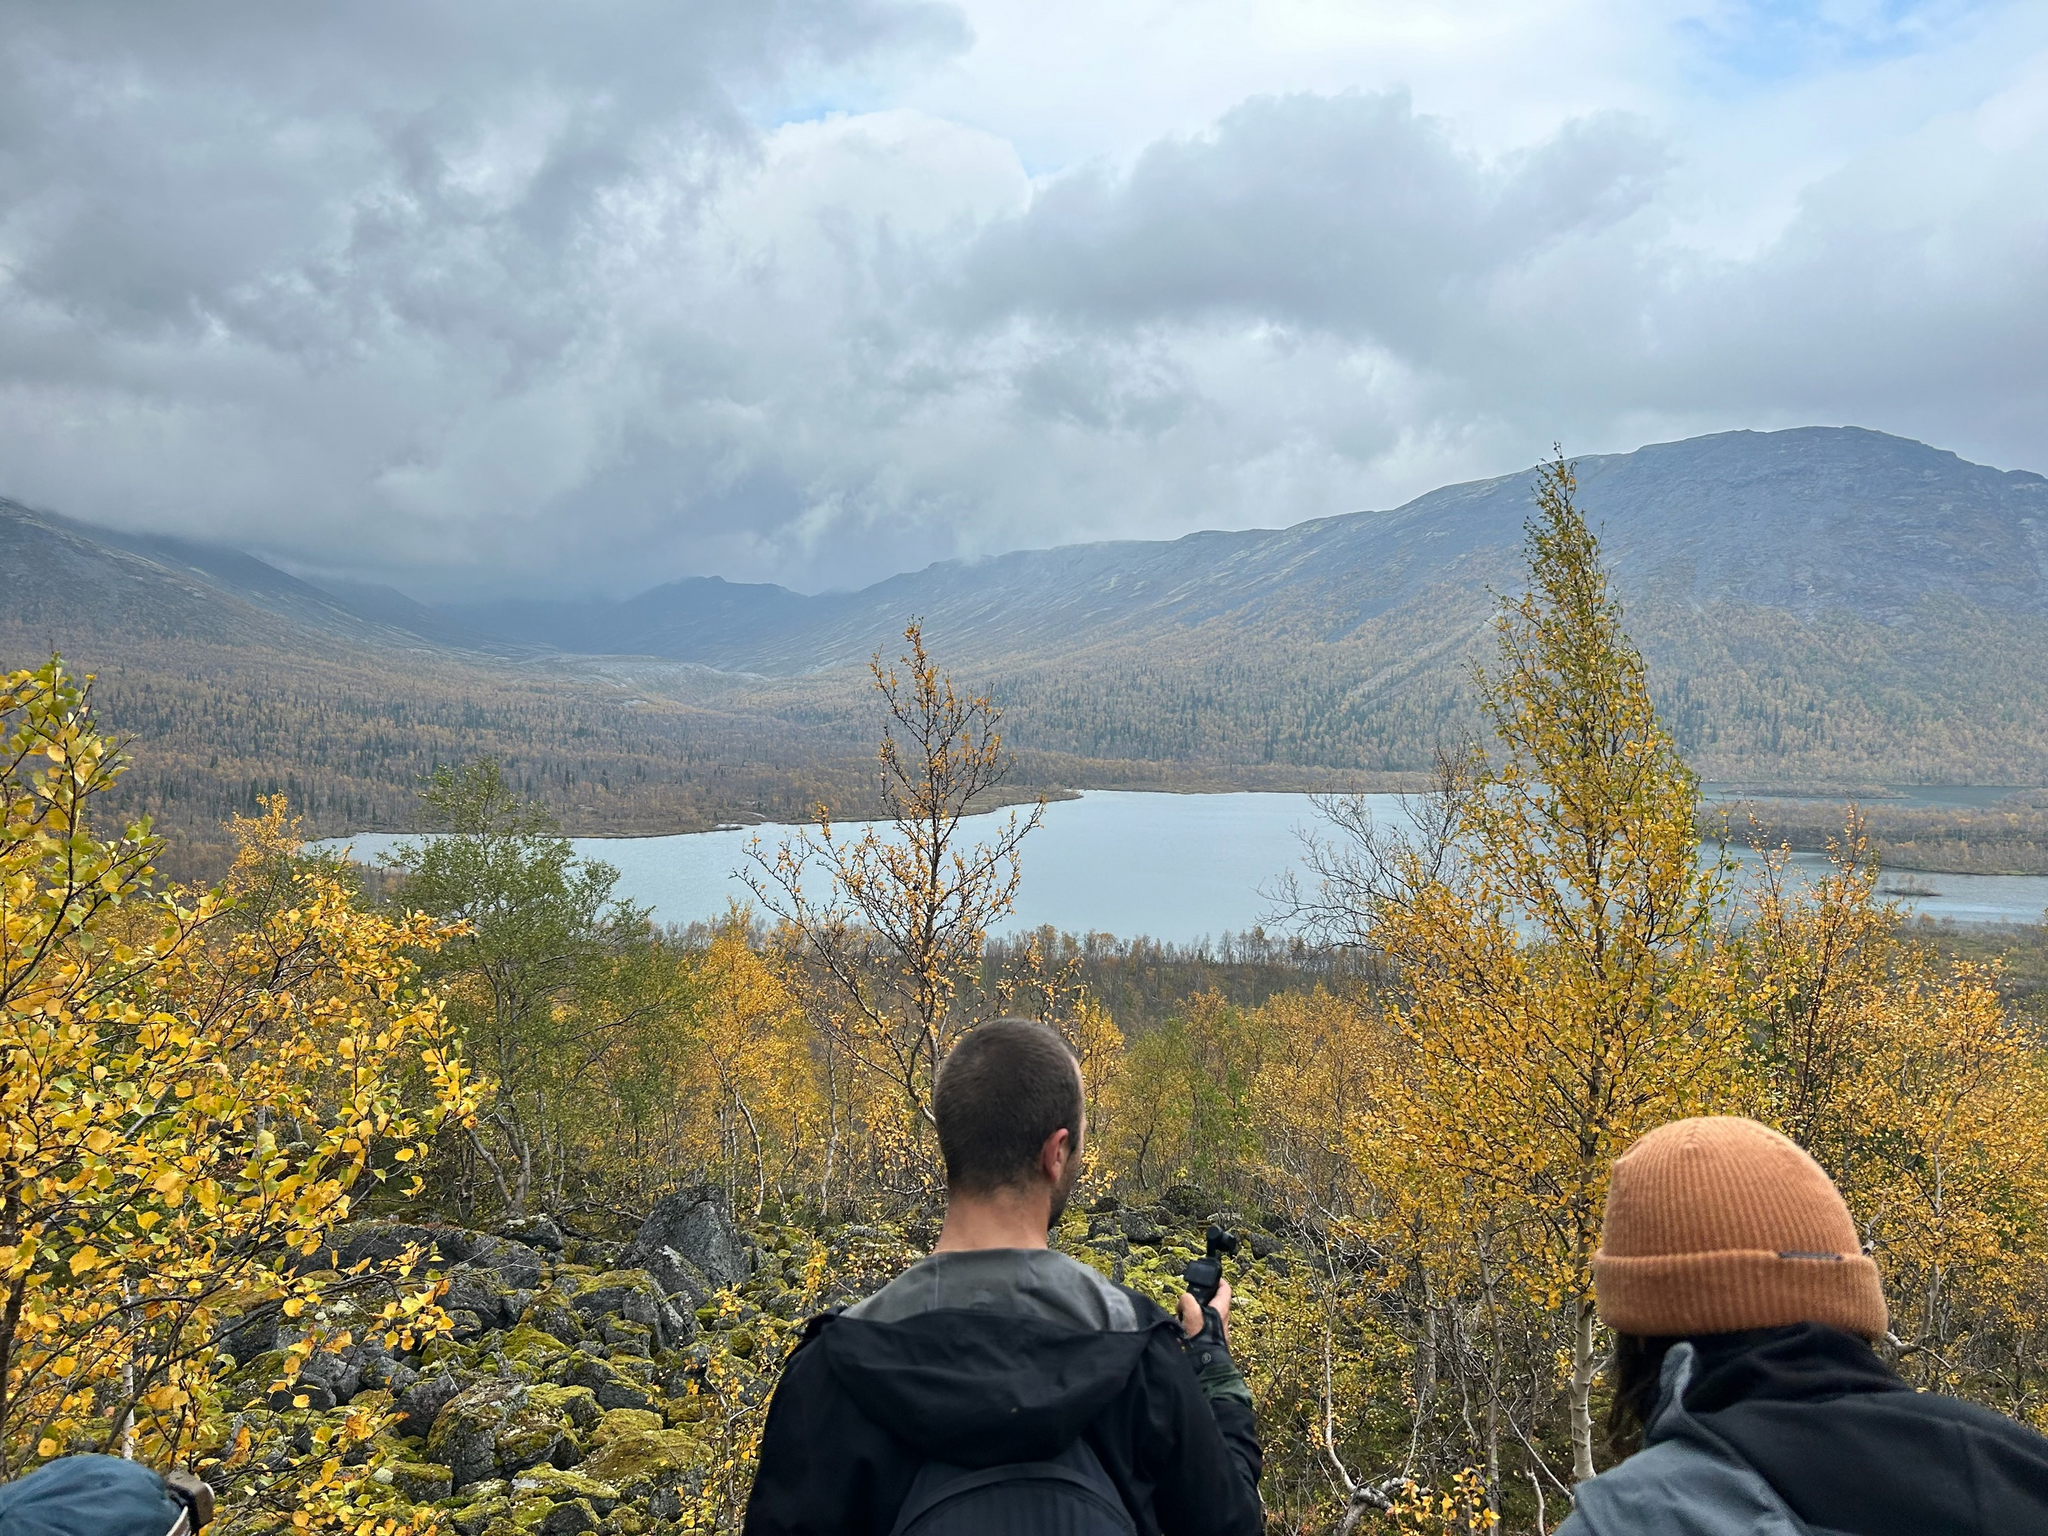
[743,1018,1264,1536]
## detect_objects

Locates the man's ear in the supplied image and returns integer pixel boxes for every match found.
[1040,1125,1072,1184]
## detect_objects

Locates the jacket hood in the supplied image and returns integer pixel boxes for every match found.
[817,1308,1170,1467]
[1673,1325,2048,1535]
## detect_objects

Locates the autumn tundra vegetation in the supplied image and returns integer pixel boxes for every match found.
[4,457,2046,1535]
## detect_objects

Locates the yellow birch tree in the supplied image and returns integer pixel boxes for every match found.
[0,660,474,1532]
[744,621,1042,1193]
[1304,455,1738,1487]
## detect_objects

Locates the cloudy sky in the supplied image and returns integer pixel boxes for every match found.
[2,0,2043,598]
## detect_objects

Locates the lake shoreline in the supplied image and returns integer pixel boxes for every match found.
[322,789,2048,937]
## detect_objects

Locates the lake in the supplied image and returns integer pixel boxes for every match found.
[322,790,2048,943]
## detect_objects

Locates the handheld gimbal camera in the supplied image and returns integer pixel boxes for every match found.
[1182,1223,1239,1308]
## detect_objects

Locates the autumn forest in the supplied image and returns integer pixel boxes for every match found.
[4,458,2046,1536]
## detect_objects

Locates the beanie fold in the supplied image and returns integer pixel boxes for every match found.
[1593,1247,1887,1341]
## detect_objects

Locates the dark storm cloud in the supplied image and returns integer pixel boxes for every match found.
[0,0,968,589]
[0,4,2039,597]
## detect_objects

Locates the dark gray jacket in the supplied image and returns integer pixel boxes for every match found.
[743,1248,1262,1536]
[1559,1324,2048,1536]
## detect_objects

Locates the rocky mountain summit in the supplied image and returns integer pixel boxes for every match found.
[221,1189,1287,1535]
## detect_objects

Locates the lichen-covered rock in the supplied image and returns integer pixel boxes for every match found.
[510,1467,620,1513]
[380,1460,454,1502]
[498,1321,574,1368]
[429,1380,524,1488]
[450,1498,513,1536]
[495,1215,566,1253]
[624,1187,750,1295]
[428,1379,577,1489]
[538,1499,598,1535]
[631,1245,712,1310]
[295,1344,366,1406]
[522,1292,589,1348]
[527,1383,602,1432]
[591,1408,663,1444]
[444,1268,515,1327]
[1119,1210,1164,1245]
[569,1271,662,1331]
[395,1367,466,1438]
[464,1235,548,1292]
[564,1237,625,1270]
[554,1351,654,1412]
[576,1426,707,1511]
[568,1270,688,1349]
[495,1397,577,1474]
[600,1318,653,1356]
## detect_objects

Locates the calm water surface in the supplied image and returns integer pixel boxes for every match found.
[326,790,2048,942]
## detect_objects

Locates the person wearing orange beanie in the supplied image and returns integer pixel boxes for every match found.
[1557,1116,2048,1535]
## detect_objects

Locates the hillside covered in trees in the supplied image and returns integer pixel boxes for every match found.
[6,461,2045,1536]
[6,426,2048,878]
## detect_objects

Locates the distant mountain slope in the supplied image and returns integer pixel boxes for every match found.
[9,425,2048,870]
[442,428,2048,673]
[435,427,2048,785]
[0,499,524,655]
[0,500,903,872]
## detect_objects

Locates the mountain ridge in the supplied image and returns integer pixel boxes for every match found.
[436,426,2048,673]
[9,424,2048,867]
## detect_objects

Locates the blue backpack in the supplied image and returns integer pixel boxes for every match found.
[886,1437,1137,1536]
[0,1456,207,1536]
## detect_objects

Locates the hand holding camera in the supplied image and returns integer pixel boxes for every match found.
[1178,1224,1239,1347]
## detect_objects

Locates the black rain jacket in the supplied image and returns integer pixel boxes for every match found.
[742,1288,1262,1536]
[1562,1323,2048,1535]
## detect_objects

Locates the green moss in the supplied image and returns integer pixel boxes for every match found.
[418,1336,468,1369]
[385,1461,454,1502]
[508,1467,620,1509]
[527,1382,602,1430]
[575,1427,706,1496]
[592,1408,662,1443]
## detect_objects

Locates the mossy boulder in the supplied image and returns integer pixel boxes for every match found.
[498,1322,574,1367]
[553,1350,654,1412]
[521,1293,588,1347]
[569,1270,682,1348]
[599,1318,654,1356]
[428,1380,576,1489]
[509,1467,620,1513]
[536,1499,598,1535]
[576,1426,706,1519]
[444,1268,516,1328]
[379,1460,454,1502]
[527,1382,602,1432]
[494,1215,566,1254]
[591,1408,663,1444]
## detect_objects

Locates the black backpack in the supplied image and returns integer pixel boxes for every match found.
[886,1435,1137,1536]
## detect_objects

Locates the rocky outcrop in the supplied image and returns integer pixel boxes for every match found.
[623,1187,751,1308]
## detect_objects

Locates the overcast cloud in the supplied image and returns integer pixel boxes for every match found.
[0,0,2043,596]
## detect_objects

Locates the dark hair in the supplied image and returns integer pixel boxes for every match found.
[1604,1333,1679,1456]
[934,1018,1083,1194]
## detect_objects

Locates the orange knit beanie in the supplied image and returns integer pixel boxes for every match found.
[1593,1116,1887,1341]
